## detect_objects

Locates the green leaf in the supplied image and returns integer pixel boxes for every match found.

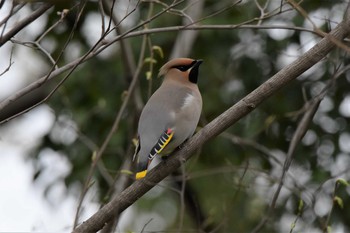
[152,45,164,58]
[120,169,134,175]
[146,71,152,80]
[298,199,304,213]
[144,57,157,64]
[290,221,295,230]
[132,138,139,147]
[334,196,344,208]
[336,178,350,187]
[264,115,276,127]
[91,151,97,162]
[327,226,332,233]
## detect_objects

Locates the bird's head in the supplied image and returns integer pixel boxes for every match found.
[159,58,203,84]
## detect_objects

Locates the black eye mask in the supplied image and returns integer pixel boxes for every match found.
[172,60,197,72]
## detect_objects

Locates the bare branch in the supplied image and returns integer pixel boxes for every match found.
[251,97,322,233]
[170,0,205,58]
[0,0,182,123]
[0,0,88,124]
[0,3,25,32]
[37,8,70,42]
[251,36,350,233]
[0,3,53,46]
[185,0,243,26]
[0,23,322,123]
[72,28,149,230]
[100,156,133,233]
[10,39,58,68]
[255,0,269,25]
[0,46,14,76]
[287,0,350,54]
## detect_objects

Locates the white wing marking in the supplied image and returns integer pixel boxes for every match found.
[181,93,194,109]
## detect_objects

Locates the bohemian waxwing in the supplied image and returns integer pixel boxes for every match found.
[133,58,203,179]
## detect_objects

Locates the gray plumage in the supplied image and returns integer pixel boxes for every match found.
[134,58,203,179]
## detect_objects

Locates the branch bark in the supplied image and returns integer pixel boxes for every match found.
[73,5,350,233]
[0,3,53,46]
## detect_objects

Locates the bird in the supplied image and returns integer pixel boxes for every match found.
[133,58,203,180]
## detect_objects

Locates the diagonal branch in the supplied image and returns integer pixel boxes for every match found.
[251,97,323,233]
[73,5,350,233]
[0,0,183,123]
[0,3,53,46]
[251,59,348,233]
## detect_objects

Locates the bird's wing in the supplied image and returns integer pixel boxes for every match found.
[138,85,190,142]
[135,128,173,180]
[147,128,174,160]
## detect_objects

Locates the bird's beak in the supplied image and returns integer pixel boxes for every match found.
[194,59,203,66]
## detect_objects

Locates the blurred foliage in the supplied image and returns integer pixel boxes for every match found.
[17,0,350,232]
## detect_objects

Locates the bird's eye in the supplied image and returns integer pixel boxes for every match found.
[175,66,188,71]
[172,61,196,72]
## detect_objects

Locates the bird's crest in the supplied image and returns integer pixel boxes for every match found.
[158,58,195,77]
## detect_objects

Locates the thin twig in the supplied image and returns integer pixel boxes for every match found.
[178,162,186,233]
[0,0,182,121]
[0,46,14,76]
[98,0,106,35]
[251,97,323,233]
[255,0,269,25]
[188,0,242,26]
[170,0,204,59]
[140,218,153,233]
[100,157,133,233]
[0,0,88,124]
[37,8,71,42]
[0,3,26,35]
[72,28,149,230]
[0,23,320,119]
[250,50,349,233]
[0,3,53,46]
[11,39,58,68]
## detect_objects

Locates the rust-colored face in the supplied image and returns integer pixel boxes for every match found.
[159,58,203,84]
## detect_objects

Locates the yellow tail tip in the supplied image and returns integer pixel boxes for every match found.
[136,170,147,180]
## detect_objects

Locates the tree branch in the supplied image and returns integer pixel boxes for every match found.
[0,23,325,120]
[0,3,53,46]
[73,6,350,233]
[251,97,323,233]
[72,30,148,229]
[170,0,205,58]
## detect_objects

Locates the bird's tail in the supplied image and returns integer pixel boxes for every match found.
[136,160,148,180]
[135,128,174,180]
